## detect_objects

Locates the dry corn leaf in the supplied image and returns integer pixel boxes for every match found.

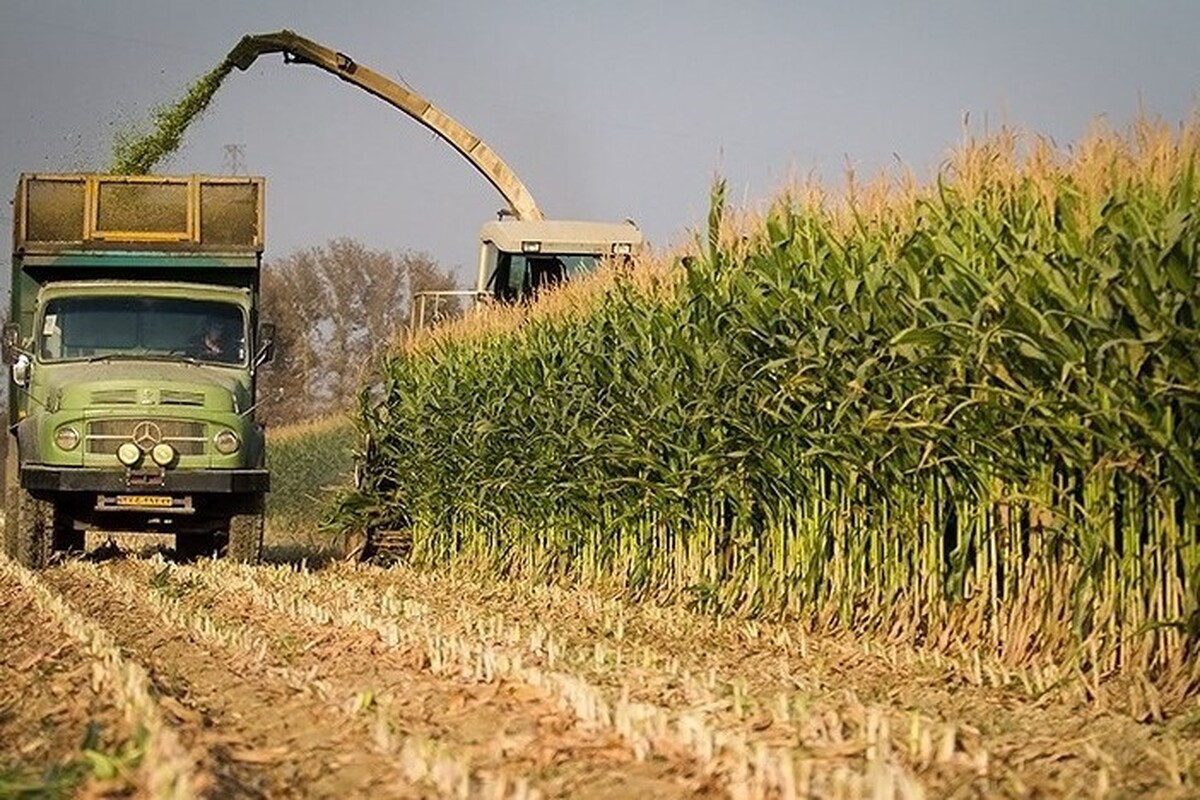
[160,695,204,725]
[229,745,291,764]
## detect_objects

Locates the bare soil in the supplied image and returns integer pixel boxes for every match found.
[0,570,136,797]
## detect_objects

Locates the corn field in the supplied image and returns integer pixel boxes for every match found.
[344,119,1200,705]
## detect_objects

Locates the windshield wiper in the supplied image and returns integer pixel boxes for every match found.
[84,353,144,363]
[83,352,202,365]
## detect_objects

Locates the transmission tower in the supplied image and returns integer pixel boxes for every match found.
[223,144,247,176]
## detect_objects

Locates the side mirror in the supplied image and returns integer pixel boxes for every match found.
[2,323,22,365]
[255,322,276,367]
[11,354,30,388]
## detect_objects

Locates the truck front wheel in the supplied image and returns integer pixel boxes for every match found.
[3,486,15,560]
[7,488,55,569]
[4,440,55,568]
[227,501,264,564]
[3,442,17,560]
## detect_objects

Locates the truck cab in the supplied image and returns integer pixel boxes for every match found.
[4,174,272,566]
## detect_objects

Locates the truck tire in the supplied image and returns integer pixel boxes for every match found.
[3,440,18,560]
[3,485,19,560]
[12,489,55,569]
[4,442,57,569]
[227,505,264,564]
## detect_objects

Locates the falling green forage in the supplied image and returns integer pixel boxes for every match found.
[110,60,234,175]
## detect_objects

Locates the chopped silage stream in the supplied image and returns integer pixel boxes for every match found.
[109,60,234,175]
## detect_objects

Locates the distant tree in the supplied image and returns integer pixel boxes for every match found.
[258,238,459,426]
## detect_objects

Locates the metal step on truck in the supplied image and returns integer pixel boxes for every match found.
[3,174,274,566]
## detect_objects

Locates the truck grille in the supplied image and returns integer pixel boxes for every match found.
[89,389,207,406]
[86,419,207,455]
[91,389,137,405]
[160,390,205,406]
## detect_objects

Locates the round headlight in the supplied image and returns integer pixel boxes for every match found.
[213,429,240,455]
[151,442,176,467]
[117,442,142,467]
[55,426,80,451]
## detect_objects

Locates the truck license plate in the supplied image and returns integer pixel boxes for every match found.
[96,494,193,514]
[115,495,174,508]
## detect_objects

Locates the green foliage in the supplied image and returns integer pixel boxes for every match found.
[344,122,1200,690]
[266,419,356,531]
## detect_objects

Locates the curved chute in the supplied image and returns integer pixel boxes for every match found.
[227,29,544,221]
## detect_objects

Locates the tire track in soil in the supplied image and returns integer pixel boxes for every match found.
[126,558,715,800]
[41,562,427,800]
[0,569,134,793]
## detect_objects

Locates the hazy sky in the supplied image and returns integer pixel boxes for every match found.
[2,1,1198,286]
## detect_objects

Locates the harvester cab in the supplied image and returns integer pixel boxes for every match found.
[478,218,642,302]
[408,217,644,331]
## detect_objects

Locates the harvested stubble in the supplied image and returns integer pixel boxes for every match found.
[78,557,520,799]
[178,557,1200,794]
[178,558,937,797]
[342,117,1200,706]
[0,557,195,798]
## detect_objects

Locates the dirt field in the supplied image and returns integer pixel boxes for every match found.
[3,548,1199,799]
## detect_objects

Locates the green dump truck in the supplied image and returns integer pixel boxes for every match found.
[3,174,273,567]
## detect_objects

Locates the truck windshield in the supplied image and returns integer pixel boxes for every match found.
[487,253,599,302]
[39,296,247,366]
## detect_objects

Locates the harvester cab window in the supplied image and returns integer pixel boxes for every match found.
[39,296,247,366]
[487,253,524,303]
[487,253,600,303]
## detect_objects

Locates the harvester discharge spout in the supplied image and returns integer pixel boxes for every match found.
[225,29,544,221]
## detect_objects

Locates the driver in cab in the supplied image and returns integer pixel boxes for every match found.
[190,320,240,364]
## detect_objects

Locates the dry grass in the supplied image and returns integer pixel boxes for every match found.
[267,413,352,444]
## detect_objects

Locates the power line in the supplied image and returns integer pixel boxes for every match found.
[223,144,247,176]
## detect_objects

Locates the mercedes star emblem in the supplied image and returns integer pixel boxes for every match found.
[131,420,163,450]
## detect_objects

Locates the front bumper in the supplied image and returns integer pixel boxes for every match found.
[21,466,269,494]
